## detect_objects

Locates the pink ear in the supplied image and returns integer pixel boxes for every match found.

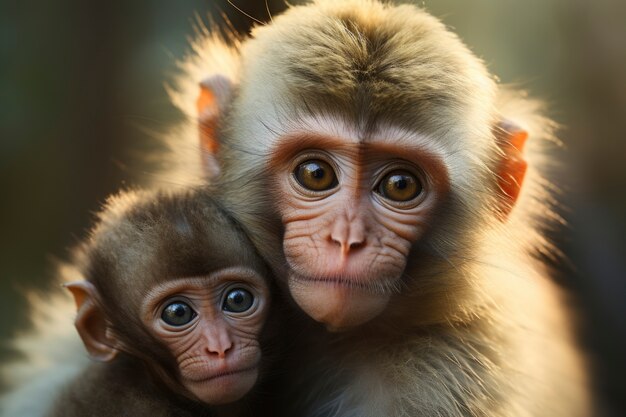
[197,75,234,178]
[495,121,529,219]
[64,281,119,362]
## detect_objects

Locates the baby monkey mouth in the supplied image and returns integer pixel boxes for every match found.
[186,364,258,383]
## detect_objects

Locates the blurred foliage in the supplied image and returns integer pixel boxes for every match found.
[0,0,624,414]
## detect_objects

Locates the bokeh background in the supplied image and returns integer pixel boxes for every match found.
[1,0,625,415]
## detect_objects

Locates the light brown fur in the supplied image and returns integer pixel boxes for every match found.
[167,1,592,416]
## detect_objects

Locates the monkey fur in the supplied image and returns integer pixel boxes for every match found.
[46,189,281,417]
[172,1,591,416]
[1,1,592,416]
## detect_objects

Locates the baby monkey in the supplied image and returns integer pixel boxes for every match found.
[48,189,275,417]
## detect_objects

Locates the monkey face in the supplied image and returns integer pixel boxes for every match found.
[268,124,450,330]
[141,267,270,404]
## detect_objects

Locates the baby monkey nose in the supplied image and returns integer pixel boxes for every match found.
[348,238,366,251]
[206,332,234,359]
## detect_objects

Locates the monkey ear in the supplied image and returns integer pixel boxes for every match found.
[197,75,234,178]
[64,281,120,362]
[494,120,529,219]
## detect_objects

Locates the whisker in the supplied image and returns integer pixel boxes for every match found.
[227,0,266,26]
[265,0,274,23]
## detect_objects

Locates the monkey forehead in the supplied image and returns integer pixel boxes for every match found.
[85,189,268,300]
[267,115,449,155]
[160,267,268,291]
[237,0,495,138]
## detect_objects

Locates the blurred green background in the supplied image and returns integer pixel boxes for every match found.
[1,0,625,415]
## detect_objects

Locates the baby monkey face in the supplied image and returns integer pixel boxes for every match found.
[141,266,270,404]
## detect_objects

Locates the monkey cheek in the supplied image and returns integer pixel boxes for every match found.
[288,277,390,330]
[184,368,259,405]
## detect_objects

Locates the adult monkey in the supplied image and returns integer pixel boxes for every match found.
[182,0,592,416]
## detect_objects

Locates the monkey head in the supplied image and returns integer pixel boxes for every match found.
[65,189,271,405]
[197,0,529,330]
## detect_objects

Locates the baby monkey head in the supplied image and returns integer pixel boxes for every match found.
[65,189,271,405]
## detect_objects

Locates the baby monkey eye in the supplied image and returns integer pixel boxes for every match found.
[294,160,338,192]
[222,288,255,313]
[161,301,196,326]
[376,170,423,202]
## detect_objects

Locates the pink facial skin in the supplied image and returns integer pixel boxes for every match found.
[141,268,270,404]
[269,126,450,330]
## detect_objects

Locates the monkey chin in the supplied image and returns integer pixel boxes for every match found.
[288,274,390,331]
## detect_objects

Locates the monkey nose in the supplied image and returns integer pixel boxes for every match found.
[206,333,233,359]
[329,223,366,255]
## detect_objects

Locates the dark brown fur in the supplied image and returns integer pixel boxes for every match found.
[50,357,214,417]
[47,189,281,417]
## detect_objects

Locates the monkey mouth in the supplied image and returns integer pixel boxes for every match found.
[186,365,258,383]
[289,271,401,295]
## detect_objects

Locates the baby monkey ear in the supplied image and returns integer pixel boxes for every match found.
[494,120,529,219]
[197,74,234,178]
[64,281,120,362]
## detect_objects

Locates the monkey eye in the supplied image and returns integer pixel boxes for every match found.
[161,301,197,326]
[293,159,338,192]
[222,288,255,313]
[375,170,423,202]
